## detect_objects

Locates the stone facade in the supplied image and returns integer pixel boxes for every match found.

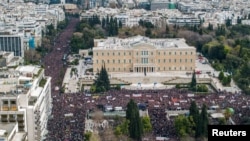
[93,35,196,74]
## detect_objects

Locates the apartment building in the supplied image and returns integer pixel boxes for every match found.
[150,0,172,11]
[168,16,201,26]
[80,7,172,27]
[0,1,65,51]
[93,35,196,74]
[0,65,52,141]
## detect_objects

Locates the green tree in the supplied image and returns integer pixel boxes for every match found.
[141,116,152,133]
[196,104,208,137]
[46,24,56,36]
[174,115,195,137]
[139,19,144,26]
[207,23,213,31]
[193,25,198,32]
[114,126,122,136]
[93,64,110,93]
[190,71,197,90]
[199,28,203,35]
[102,17,106,28]
[201,104,208,137]
[226,18,232,27]
[218,118,226,125]
[237,16,242,24]
[208,44,227,61]
[115,119,129,136]
[119,20,123,28]
[218,71,224,81]
[189,101,199,127]
[114,18,119,35]
[166,24,170,34]
[197,84,208,92]
[224,108,233,121]
[145,28,152,37]
[126,99,143,140]
[84,131,92,141]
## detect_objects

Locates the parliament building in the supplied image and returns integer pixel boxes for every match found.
[93,35,196,74]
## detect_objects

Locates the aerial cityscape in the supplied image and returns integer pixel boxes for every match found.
[0,0,250,141]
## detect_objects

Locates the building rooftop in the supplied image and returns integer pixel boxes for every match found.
[31,87,43,97]
[16,66,39,74]
[94,35,195,50]
[0,123,16,137]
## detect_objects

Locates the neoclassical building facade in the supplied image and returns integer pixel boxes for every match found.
[93,35,196,74]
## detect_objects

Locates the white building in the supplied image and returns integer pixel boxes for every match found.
[0,65,52,141]
[0,1,65,49]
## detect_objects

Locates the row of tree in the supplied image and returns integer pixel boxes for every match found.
[101,15,123,36]
[70,15,123,53]
[116,99,152,141]
[175,101,208,139]
[198,23,250,94]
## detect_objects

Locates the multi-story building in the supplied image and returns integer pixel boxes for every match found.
[150,0,172,11]
[168,16,201,26]
[93,35,196,74]
[0,65,52,141]
[0,33,24,57]
[0,1,65,51]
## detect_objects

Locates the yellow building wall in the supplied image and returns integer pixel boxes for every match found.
[93,43,196,73]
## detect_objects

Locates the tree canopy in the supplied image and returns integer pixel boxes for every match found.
[92,64,110,93]
[126,99,143,140]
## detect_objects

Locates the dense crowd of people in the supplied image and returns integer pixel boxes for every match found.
[43,18,86,141]
[42,18,250,141]
[84,89,250,140]
[43,18,79,91]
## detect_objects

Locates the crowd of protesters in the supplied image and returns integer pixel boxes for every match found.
[42,18,250,141]
[42,18,86,141]
[46,93,86,141]
[43,18,79,92]
[83,89,250,140]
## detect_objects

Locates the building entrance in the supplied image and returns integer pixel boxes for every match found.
[134,67,155,73]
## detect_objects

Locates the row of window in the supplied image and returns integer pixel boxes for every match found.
[158,59,193,63]
[98,67,193,71]
[96,59,132,64]
[95,51,194,56]
[1,100,16,105]
[96,59,193,64]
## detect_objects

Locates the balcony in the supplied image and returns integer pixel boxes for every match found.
[18,122,24,128]
[1,117,8,122]
[9,117,16,122]
[2,105,9,111]
[10,105,17,111]
[17,115,24,122]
